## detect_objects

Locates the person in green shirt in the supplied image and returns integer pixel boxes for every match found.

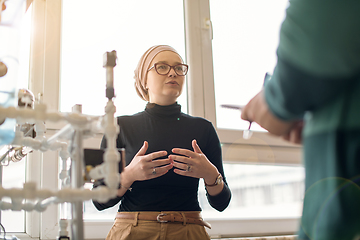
[241,0,360,239]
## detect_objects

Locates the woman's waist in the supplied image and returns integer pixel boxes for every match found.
[119,193,202,212]
[115,211,211,228]
[131,178,199,191]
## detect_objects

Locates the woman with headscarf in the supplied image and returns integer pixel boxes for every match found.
[92,45,231,240]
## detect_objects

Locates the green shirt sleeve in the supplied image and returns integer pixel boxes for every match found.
[264,0,360,121]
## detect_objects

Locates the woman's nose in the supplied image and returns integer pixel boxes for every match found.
[168,67,177,77]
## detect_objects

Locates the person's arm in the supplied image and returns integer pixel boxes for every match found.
[92,178,122,211]
[203,125,231,212]
[242,0,360,136]
[265,57,357,122]
[265,0,360,121]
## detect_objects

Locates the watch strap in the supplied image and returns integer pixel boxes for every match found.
[205,173,222,187]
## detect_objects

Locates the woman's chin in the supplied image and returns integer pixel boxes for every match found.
[164,90,182,98]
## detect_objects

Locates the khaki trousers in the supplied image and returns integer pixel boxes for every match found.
[106,212,211,240]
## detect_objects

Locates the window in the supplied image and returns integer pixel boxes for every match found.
[0,160,26,232]
[186,0,302,237]
[60,0,187,116]
[0,0,31,234]
[200,164,304,220]
[28,0,303,239]
[210,0,289,131]
[206,1,303,227]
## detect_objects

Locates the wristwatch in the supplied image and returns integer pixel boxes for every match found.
[205,173,223,187]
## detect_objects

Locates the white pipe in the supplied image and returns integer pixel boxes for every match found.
[23,182,37,199]
[59,219,69,238]
[0,50,122,240]
[0,198,58,212]
[70,104,85,240]
[88,162,106,181]
[59,148,70,220]
[0,186,117,211]
[12,131,68,154]
[0,186,51,199]
[11,198,22,211]
[102,100,120,190]
[0,201,13,210]
[11,121,71,157]
[59,145,70,188]
[46,124,73,145]
[0,105,99,127]
[36,196,60,211]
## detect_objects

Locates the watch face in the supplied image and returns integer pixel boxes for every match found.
[216,175,223,185]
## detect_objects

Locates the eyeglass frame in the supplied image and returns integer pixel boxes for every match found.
[148,62,189,76]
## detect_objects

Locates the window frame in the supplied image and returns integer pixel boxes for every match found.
[25,0,302,239]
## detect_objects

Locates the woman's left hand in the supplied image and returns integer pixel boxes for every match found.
[170,139,219,184]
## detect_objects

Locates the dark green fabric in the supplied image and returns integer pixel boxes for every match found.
[263,0,360,239]
[301,131,360,239]
[278,0,360,77]
[265,57,357,122]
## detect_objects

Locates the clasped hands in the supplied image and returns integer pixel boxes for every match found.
[121,139,219,186]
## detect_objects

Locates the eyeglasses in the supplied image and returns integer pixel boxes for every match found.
[148,63,188,76]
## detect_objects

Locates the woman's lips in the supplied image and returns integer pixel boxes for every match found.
[166,81,179,85]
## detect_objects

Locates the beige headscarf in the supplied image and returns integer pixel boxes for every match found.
[134,45,183,101]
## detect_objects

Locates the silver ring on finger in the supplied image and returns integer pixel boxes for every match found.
[186,165,191,172]
[152,168,157,175]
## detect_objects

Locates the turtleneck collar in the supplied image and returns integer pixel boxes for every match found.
[145,102,181,119]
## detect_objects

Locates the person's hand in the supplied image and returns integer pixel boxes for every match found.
[241,90,297,136]
[170,139,219,184]
[121,141,173,186]
[281,120,303,144]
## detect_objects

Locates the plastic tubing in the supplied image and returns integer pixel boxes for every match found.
[0,185,117,211]
[103,100,120,190]
[0,104,99,127]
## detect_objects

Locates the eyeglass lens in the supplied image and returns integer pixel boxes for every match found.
[155,63,188,76]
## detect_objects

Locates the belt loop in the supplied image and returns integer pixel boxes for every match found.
[180,212,187,226]
[133,212,139,226]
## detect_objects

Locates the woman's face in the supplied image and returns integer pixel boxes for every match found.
[146,51,185,105]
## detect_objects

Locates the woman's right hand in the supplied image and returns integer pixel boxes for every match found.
[121,141,173,186]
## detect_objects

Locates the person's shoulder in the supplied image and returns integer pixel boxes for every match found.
[117,111,146,123]
[117,111,144,118]
[180,113,212,125]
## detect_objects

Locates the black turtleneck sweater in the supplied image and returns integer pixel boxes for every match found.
[93,102,231,212]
